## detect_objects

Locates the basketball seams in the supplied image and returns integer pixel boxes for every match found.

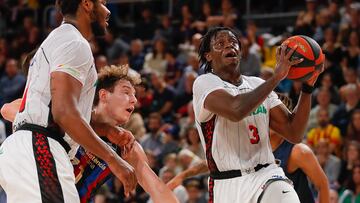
[299,35,321,61]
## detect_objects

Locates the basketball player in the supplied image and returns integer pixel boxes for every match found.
[0,0,137,202]
[167,94,329,203]
[1,65,179,203]
[191,27,323,202]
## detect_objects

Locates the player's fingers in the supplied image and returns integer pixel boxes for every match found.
[285,45,298,59]
[280,44,287,59]
[276,46,281,56]
[289,58,303,66]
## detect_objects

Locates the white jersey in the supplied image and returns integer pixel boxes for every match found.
[193,73,282,172]
[13,23,97,158]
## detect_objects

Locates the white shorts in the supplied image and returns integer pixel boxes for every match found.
[0,130,80,203]
[210,164,297,203]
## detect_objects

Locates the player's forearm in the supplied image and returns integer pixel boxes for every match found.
[1,100,21,122]
[232,76,281,121]
[318,186,330,203]
[287,92,312,141]
[53,107,118,163]
[183,160,209,178]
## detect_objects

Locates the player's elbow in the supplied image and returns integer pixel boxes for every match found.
[283,131,304,144]
[315,176,330,192]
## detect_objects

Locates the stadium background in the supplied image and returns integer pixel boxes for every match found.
[0,0,359,202]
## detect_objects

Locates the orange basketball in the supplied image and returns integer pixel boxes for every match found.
[282,35,325,81]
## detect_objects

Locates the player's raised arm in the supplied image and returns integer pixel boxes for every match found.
[269,63,324,143]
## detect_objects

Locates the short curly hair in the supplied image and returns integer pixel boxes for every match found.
[56,0,97,16]
[93,64,141,106]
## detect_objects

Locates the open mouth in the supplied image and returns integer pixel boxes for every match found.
[224,50,238,58]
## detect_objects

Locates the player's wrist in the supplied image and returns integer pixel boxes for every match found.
[301,83,315,94]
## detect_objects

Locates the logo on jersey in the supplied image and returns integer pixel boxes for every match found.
[250,105,267,116]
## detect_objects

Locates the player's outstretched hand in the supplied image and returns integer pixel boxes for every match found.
[274,43,304,81]
[108,155,137,197]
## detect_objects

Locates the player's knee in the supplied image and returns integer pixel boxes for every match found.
[259,180,300,203]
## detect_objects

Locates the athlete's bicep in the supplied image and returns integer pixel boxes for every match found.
[204,89,239,121]
[50,71,82,119]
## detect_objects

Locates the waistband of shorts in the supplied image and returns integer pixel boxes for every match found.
[210,163,270,180]
[16,123,71,153]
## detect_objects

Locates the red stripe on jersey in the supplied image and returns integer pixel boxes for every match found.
[201,116,219,173]
[81,168,111,203]
[19,86,29,112]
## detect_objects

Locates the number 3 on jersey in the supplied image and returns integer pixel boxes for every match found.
[248,125,260,144]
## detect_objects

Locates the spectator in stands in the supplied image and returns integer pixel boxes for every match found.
[184,179,207,203]
[313,8,333,45]
[164,48,182,87]
[313,72,341,105]
[338,141,360,186]
[95,55,108,72]
[135,78,153,118]
[245,21,263,60]
[307,108,342,154]
[159,153,182,176]
[141,112,165,157]
[346,110,360,142]
[338,164,360,203]
[315,139,341,185]
[329,188,339,203]
[239,38,261,77]
[123,110,146,141]
[342,30,360,70]
[143,38,167,75]
[0,58,25,107]
[332,84,360,135]
[322,26,343,67]
[191,1,212,34]
[157,168,188,203]
[328,0,341,25]
[0,37,7,78]
[129,39,145,72]
[307,87,338,132]
[149,72,175,120]
[177,149,202,170]
[160,124,181,161]
[183,126,205,159]
[178,5,195,44]
[173,71,197,113]
[178,101,195,138]
[176,52,200,95]
[293,0,317,36]
[155,15,177,46]
[133,7,157,43]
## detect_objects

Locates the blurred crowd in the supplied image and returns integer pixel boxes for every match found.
[0,0,360,202]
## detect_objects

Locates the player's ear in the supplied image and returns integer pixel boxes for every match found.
[98,89,108,103]
[205,52,212,62]
[81,0,94,13]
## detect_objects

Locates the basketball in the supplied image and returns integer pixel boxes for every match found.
[282,35,325,81]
